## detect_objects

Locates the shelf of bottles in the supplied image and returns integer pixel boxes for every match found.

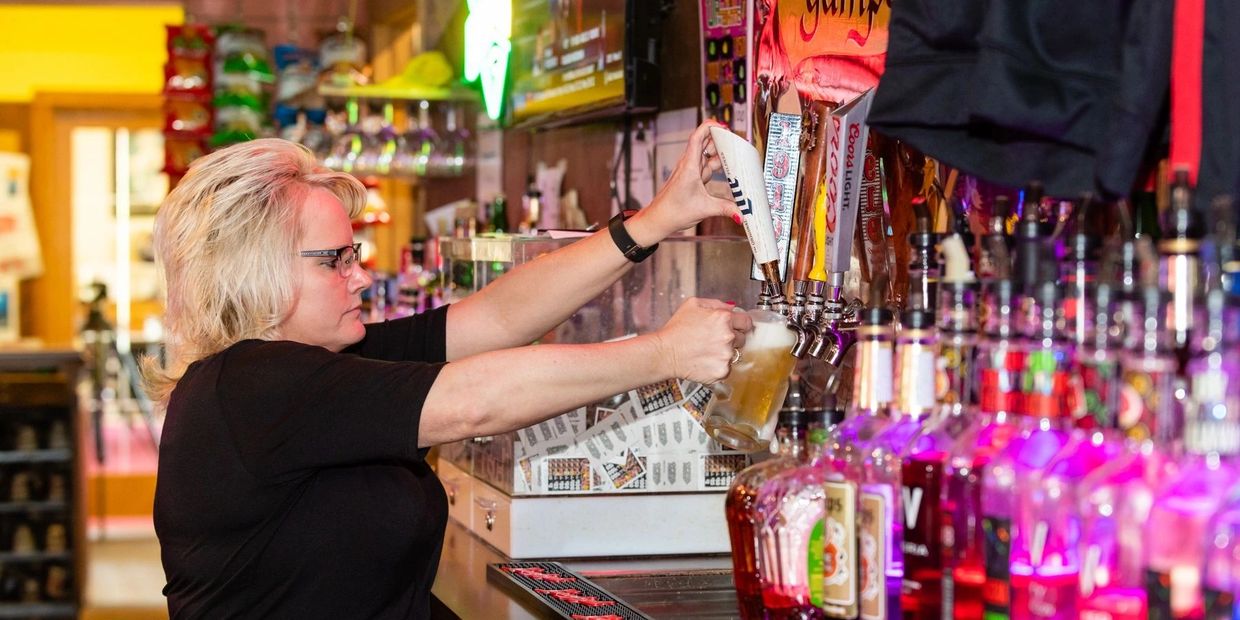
[308,93,478,181]
[726,174,1240,620]
[0,354,81,618]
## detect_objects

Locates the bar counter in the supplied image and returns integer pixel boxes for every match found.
[431,518,741,619]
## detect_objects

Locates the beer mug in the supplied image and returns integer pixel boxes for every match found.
[703,308,797,453]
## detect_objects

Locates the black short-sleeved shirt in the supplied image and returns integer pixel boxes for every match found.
[155,306,451,619]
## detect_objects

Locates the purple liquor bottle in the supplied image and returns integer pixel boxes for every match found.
[1147,289,1240,620]
[831,306,896,620]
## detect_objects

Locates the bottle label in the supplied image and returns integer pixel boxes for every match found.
[937,342,976,407]
[1120,365,1175,441]
[1204,586,1235,620]
[822,480,859,617]
[1076,357,1119,429]
[979,347,1025,414]
[981,516,1011,618]
[809,519,825,607]
[859,491,887,620]
[1146,569,1172,620]
[902,460,943,605]
[1021,349,1071,416]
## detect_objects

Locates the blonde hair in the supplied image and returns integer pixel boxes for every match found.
[142,139,365,404]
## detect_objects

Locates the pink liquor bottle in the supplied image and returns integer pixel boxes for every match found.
[1147,289,1240,620]
[1203,498,1240,620]
[943,279,1022,620]
[727,400,812,619]
[1011,277,1131,619]
[752,422,832,620]
[1078,285,1180,620]
[983,279,1075,619]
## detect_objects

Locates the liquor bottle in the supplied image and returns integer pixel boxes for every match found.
[828,306,895,471]
[1008,276,1083,620]
[1159,169,1204,368]
[892,303,956,620]
[1013,182,1047,297]
[944,279,1022,620]
[978,196,1012,282]
[1076,283,1172,620]
[1147,288,1240,620]
[727,396,813,620]
[982,275,1074,619]
[1204,495,1240,620]
[520,175,542,234]
[907,208,940,312]
[780,305,894,620]
[1118,287,1181,446]
[753,418,833,619]
[1062,198,1100,376]
[861,307,937,620]
[920,237,982,620]
[488,194,509,234]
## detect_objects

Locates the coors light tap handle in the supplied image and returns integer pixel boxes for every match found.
[710,126,787,310]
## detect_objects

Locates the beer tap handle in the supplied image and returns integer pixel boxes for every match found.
[789,101,832,356]
[710,126,786,311]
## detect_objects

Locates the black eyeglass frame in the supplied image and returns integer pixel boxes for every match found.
[298,242,362,277]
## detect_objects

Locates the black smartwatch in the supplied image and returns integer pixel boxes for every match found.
[608,211,659,263]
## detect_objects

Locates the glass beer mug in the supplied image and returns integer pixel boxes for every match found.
[703,308,797,453]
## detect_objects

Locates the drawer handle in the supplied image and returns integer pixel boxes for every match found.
[474,497,498,531]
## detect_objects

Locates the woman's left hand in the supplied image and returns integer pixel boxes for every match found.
[623,121,740,246]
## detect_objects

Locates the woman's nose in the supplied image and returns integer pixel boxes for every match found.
[349,264,373,294]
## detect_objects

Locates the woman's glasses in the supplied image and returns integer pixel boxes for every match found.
[299,242,362,278]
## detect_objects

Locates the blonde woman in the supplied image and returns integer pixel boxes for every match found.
[148,121,751,619]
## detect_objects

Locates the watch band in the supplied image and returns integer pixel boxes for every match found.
[608,211,658,263]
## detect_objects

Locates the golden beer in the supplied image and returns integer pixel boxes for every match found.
[704,311,798,453]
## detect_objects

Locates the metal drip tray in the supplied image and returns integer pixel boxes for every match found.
[583,570,739,619]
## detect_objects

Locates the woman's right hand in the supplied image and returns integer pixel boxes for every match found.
[652,298,754,385]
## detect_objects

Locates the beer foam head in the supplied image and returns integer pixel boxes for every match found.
[746,313,797,351]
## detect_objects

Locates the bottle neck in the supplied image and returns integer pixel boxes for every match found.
[895,328,938,417]
[852,326,894,413]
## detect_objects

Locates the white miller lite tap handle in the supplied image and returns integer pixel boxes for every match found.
[709,127,780,269]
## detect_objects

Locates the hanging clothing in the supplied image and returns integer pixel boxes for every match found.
[869,0,1174,200]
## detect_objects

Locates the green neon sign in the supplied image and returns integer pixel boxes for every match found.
[463,0,512,120]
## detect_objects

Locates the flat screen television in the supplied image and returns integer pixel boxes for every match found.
[508,0,662,127]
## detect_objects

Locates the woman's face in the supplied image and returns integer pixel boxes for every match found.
[278,188,373,352]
